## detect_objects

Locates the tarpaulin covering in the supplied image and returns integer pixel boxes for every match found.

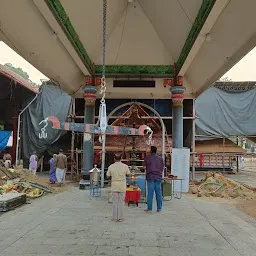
[195,87,256,139]
[22,85,71,163]
[0,131,11,150]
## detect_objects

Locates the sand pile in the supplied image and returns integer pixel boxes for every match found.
[189,173,256,200]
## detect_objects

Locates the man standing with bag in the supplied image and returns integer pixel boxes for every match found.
[144,146,164,213]
[55,149,67,185]
[107,153,131,222]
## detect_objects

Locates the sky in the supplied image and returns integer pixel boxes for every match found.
[0,41,256,83]
[0,41,48,84]
[223,47,256,81]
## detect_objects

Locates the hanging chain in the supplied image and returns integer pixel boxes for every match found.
[100,0,107,104]
[98,0,108,142]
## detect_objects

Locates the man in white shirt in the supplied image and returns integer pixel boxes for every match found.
[106,153,131,222]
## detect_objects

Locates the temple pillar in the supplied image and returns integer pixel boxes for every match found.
[170,76,185,149]
[82,78,97,180]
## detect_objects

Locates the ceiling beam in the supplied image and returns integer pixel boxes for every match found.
[94,65,174,77]
[179,0,230,77]
[176,0,217,73]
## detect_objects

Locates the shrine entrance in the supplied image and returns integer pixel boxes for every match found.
[106,102,166,158]
[94,101,169,187]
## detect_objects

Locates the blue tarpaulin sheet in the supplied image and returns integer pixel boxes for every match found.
[0,131,11,150]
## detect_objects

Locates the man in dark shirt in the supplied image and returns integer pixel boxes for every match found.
[144,146,164,213]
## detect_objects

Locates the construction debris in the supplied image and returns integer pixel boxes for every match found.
[0,167,19,185]
[0,167,54,203]
[0,192,27,212]
[189,173,256,199]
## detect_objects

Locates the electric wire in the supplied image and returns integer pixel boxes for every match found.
[176,0,207,39]
[176,0,231,40]
[176,0,193,24]
[114,3,129,65]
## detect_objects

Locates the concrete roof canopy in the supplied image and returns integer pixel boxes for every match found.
[0,0,256,98]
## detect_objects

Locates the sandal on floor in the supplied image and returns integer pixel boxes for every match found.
[118,219,125,222]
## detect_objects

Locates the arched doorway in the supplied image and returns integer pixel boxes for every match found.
[107,102,166,159]
[100,101,167,187]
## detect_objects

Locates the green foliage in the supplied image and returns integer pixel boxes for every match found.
[4,63,40,87]
[4,63,29,80]
[219,77,232,82]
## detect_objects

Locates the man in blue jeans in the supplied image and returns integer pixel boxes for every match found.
[144,146,164,213]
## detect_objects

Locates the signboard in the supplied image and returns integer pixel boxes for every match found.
[171,148,190,193]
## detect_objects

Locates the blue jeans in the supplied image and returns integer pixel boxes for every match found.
[147,179,162,211]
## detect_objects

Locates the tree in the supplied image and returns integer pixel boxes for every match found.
[28,79,41,88]
[4,63,29,80]
[4,63,40,87]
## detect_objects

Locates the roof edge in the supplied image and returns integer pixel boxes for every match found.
[0,64,39,94]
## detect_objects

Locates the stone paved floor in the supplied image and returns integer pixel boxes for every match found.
[228,169,256,187]
[0,187,256,256]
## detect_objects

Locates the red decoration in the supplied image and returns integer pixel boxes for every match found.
[200,153,203,168]
[163,78,174,88]
[85,76,92,85]
[125,190,141,204]
[176,76,183,85]
[171,93,184,100]
[95,78,101,86]
[94,152,101,165]
[86,76,101,86]
[83,92,97,99]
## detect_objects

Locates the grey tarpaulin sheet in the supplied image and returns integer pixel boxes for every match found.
[195,87,256,140]
[22,85,71,164]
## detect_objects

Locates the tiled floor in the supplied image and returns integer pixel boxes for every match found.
[0,187,255,255]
